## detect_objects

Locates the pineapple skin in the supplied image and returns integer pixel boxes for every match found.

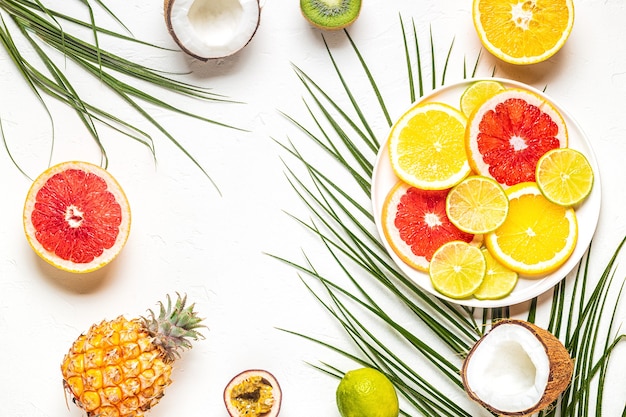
[61,316,173,417]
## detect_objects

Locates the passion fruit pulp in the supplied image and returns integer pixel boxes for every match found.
[224,369,282,417]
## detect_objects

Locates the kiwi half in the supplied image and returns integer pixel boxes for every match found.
[300,0,362,30]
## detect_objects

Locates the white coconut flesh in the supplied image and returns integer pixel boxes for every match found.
[463,324,550,413]
[166,0,260,59]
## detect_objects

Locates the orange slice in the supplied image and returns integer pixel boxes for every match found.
[485,182,577,276]
[535,148,594,207]
[381,182,481,272]
[466,88,567,187]
[445,175,509,234]
[23,161,131,273]
[388,102,470,190]
[429,241,486,299]
[472,0,575,65]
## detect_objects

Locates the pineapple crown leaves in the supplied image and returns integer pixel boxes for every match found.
[143,293,206,361]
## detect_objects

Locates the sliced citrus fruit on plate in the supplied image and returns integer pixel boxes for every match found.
[472,0,575,65]
[460,80,506,117]
[381,181,481,272]
[429,241,486,299]
[388,102,470,190]
[536,148,594,207]
[371,79,600,307]
[446,175,509,234]
[23,161,131,273]
[485,182,577,276]
[473,248,519,300]
[466,88,568,187]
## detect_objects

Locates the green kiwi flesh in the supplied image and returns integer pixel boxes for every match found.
[300,0,362,30]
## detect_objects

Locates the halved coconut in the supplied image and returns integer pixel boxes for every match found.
[224,369,281,417]
[164,0,261,60]
[461,319,574,416]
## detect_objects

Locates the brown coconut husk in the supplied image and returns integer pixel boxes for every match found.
[461,319,574,417]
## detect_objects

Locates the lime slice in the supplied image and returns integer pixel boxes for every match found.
[460,80,505,116]
[473,248,519,300]
[446,175,509,234]
[536,148,594,207]
[429,241,486,299]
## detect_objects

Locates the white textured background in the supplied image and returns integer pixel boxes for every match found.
[1,0,625,416]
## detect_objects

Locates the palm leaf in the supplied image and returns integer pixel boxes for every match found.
[0,0,241,190]
[276,16,625,416]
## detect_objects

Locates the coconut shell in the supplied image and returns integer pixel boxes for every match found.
[163,0,261,61]
[461,319,574,416]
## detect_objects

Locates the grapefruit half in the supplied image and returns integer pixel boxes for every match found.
[23,161,131,273]
[466,88,567,187]
[381,181,481,272]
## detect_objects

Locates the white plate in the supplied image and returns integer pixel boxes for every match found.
[371,78,602,308]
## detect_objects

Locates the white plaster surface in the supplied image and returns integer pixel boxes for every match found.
[1,0,625,416]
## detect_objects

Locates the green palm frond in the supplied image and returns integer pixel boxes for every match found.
[275,16,625,416]
[0,0,241,190]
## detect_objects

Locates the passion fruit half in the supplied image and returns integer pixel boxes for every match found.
[224,369,282,417]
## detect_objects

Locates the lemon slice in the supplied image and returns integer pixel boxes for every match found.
[485,182,578,276]
[460,80,506,117]
[388,102,470,190]
[472,0,575,65]
[429,241,486,299]
[536,148,594,207]
[446,175,509,234]
[473,249,519,300]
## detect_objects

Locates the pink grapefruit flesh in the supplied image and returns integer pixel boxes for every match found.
[23,161,131,273]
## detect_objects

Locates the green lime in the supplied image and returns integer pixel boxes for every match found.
[336,368,399,417]
[473,248,518,300]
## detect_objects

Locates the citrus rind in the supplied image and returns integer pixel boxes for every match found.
[389,102,471,190]
[485,182,577,276]
[23,161,131,273]
[472,0,575,65]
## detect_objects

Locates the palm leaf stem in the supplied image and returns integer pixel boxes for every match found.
[277,148,480,345]
[0,0,239,185]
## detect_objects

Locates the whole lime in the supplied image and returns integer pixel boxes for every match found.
[336,368,399,417]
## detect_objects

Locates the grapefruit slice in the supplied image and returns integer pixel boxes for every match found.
[466,88,568,187]
[381,181,481,272]
[23,161,131,273]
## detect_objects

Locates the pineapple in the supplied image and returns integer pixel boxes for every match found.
[61,293,204,417]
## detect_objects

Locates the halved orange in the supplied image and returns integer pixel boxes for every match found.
[388,102,470,190]
[23,161,131,273]
[485,182,577,276]
[466,88,567,187]
[381,181,481,272]
[472,0,575,65]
